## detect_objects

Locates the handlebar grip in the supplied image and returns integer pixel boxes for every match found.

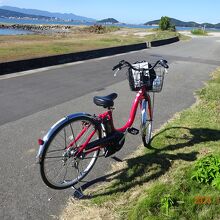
[112,63,122,71]
[160,59,169,68]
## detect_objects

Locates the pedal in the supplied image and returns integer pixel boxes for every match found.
[128,127,139,135]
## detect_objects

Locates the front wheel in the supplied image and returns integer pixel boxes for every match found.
[141,99,153,148]
[40,115,101,190]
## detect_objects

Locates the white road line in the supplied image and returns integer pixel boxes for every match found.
[0,49,148,81]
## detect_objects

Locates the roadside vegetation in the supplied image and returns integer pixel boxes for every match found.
[191,28,208,36]
[159,16,176,31]
[61,68,220,219]
[0,24,188,63]
[83,25,120,34]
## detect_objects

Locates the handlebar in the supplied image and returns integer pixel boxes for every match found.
[112,59,169,72]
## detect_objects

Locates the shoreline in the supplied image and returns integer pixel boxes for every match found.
[1,23,220,35]
[0,23,72,34]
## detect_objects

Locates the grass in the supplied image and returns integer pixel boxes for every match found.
[0,27,186,63]
[191,28,208,36]
[61,68,220,219]
[126,68,220,219]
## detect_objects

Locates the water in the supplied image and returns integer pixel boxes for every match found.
[0,17,94,26]
[0,28,32,35]
[0,17,219,35]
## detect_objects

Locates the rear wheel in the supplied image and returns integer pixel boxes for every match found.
[40,116,101,190]
[141,99,153,148]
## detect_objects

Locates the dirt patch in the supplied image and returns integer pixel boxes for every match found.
[133,32,154,37]
[61,198,118,220]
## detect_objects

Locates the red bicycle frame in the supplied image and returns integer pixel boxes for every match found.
[66,86,152,156]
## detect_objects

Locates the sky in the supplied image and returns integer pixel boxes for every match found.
[0,0,219,24]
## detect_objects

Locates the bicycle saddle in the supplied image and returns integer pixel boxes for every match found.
[93,93,118,108]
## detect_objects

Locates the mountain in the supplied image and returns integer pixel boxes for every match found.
[97,18,119,24]
[145,18,199,27]
[0,8,52,20]
[0,6,96,22]
[145,17,220,28]
[215,23,220,28]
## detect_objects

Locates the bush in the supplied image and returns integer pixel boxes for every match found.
[86,25,120,34]
[159,16,176,32]
[191,155,220,189]
[169,24,176,32]
[191,28,207,35]
[159,16,169,30]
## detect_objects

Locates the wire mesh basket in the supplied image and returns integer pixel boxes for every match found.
[128,62,165,92]
[149,66,166,93]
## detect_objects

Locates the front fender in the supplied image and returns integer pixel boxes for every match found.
[36,112,93,163]
[141,100,147,125]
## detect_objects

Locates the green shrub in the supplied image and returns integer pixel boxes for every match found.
[86,25,120,34]
[191,28,207,35]
[191,155,220,189]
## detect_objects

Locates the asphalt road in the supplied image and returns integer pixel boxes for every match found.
[1,36,220,220]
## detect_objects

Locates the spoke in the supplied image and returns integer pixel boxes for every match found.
[62,163,68,183]
[70,123,78,148]
[64,127,67,149]
[49,160,72,184]
[78,160,84,177]
[45,161,65,179]
[57,132,66,142]
[47,148,64,153]
[81,156,97,159]
[76,162,84,179]
[52,166,67,183]
[44,156,64,159]
[51,139,65,151]
[44,159,62,164]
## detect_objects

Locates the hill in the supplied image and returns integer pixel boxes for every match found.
[97,18,119,24]
[0,5,96,22]
[0,8,52,20]
[145,17,220,28]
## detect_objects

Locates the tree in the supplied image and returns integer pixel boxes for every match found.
[159,16,171,31]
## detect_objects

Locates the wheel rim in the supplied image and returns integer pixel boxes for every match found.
[142,121,152,144]
[41,118,100,189]
[141,98,152,146]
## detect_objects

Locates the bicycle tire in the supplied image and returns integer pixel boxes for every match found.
[141,99,153,148]
[40,115,101,190]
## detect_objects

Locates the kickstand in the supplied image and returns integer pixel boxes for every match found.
[71,185,84,199]
[71,160,85,199]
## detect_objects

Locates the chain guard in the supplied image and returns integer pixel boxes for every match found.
[104,131,125,157]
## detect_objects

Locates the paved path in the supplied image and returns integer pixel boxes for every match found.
[0,36,220,220]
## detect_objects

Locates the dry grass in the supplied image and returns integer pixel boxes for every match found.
[0,27,181,62]
[61,199,118,220]
[0,32,142,62]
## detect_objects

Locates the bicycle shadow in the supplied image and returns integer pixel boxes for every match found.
[149,126,220,152]
[76,127,220,198]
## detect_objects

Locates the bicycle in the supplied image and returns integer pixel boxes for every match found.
[36,59,169,190]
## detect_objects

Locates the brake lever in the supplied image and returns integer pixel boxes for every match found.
[114,68,120,77]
